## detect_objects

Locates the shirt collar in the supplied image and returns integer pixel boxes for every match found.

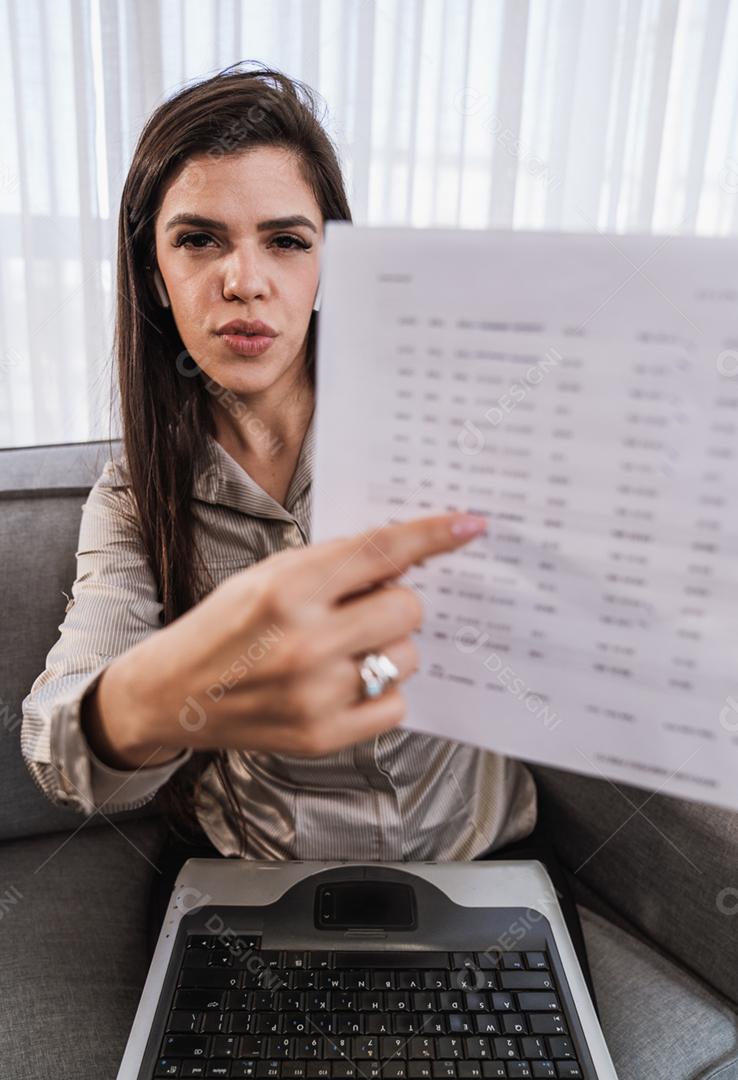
[193,407,314,521]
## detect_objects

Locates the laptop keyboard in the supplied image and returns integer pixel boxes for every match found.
[152,935,585,1079]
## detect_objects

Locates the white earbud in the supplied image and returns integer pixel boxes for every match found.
[153,266,171,309]
[313,279,322,312]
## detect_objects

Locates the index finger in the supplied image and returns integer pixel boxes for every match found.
[300,512,488,606]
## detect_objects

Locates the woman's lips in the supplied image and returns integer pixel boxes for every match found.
[218,333,276,356]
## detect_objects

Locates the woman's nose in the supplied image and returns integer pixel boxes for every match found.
[221,244,269,302]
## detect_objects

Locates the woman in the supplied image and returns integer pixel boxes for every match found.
[20,62,593,999]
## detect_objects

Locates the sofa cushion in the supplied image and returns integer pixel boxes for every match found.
[579,905,738,1080]
[0,438,158,841]
[531,763,738,1012]
[0,815,167,1079]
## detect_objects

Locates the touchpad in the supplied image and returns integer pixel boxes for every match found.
[314,880,417,929]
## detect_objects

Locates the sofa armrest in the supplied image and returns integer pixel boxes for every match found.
[529,763,738,1007]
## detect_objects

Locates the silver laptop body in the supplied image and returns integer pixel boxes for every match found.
[117,858,618,1080]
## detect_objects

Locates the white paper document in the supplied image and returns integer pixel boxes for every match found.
[311,224,738,811]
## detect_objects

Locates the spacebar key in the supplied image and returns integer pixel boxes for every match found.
[333,952,450,968]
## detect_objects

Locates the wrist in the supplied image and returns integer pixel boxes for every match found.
[89,651,182,769]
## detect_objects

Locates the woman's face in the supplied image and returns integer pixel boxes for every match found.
[153,145,322,400]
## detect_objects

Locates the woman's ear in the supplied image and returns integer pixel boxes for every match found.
[152,266,171,308]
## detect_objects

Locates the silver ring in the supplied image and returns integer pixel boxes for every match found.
[358,652,400,700]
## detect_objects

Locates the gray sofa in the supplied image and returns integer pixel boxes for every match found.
[1,438,737,1080]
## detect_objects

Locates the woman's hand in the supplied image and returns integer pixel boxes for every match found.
[94,512,487,766]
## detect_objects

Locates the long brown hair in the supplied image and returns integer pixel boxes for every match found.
[112,61,352,853]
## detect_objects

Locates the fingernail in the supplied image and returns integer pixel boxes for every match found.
[450,514,488,537]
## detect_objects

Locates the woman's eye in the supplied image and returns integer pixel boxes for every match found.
[175,232,214,249]
[272,234,311,251]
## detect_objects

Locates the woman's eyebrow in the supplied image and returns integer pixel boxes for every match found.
[164,213,318,233]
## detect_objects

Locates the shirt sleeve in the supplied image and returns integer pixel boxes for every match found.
[20,461,193,816]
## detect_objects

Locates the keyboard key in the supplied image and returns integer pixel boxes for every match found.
[452,952,478,969]
[464,993,490,1012]
[501,1014,528,1036]
[182,949,211,969]
[308,951,332,968]
[420,1013,448,1035]
[334,952,451,969]
[167,1011,202,1034]
[524,953,549,970]
[477,954,500,970]
[531,1064,556,1079]
[284,951,307,969]
[448,1014,474,1034]
[186,936,214,949]
[480,1066,507,1078]
[230,1064,258,1078]
[547,1037,576,1059]
[252,1013,281,1034]
[179,969,240,989]
[176,990,226,1011]
[387,992,412,1011]
[205,1064,231,1078]
[499,972,556,991]
[258,950,283,969]
[201,1013,227,1034]
[431,1064,457,1078]
[355,1064,382,1079]
[457,1065,483,1079]
[394,1013,421,1034]
[353,1036,379,1058]
[155,1060,180,1077]
[408,1065,433,1079]
[501,953,524,970]
[473,1015,500,1036]
[492,1037,518,1059]
[409,1037,435,1059]
[238,1036,264,1058]
[464,1037,492,1059]
[358,991,385,1012]
[491,993,515,1012]
[162,1035,210,1058]
[398,971,423,990]
[181,1063,207,1078]
[380,1036,409,1058]
[384,1062,410,1077]
[506,1065,532,1078]
[528,1014,567,1036]
[306,1064,332,1078]
[516,993,560,1012]
[324,1035,352,1059]
[437,1037,465,1059]
[520,1036,548,1059]
[439,992,465,1011]
[555,1064,582,1078]
[412,992,438,1012]
[295,1036,322,1059]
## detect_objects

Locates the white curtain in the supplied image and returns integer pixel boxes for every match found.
[2,0,738,449]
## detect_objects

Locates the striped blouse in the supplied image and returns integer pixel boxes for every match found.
[20,410,537,860]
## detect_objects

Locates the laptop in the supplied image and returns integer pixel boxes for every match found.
[116,858,617,1079]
